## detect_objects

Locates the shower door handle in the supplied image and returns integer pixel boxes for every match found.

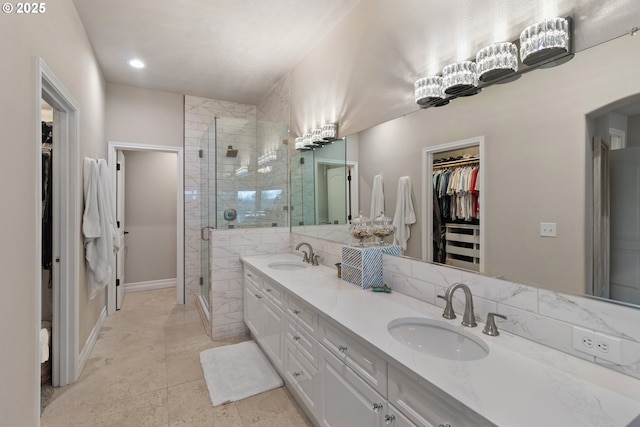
[201,226,215,241]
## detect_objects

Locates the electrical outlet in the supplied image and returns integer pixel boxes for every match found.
[572,326,621,364]
[540,222,557,237]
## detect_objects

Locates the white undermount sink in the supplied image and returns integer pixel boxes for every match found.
[267,261,308,271]
[388,317,489,361]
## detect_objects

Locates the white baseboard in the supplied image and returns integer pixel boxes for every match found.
[78,306,106,377]
[124,278,177,293]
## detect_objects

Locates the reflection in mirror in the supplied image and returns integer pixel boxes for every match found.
[592,100,640,306]
[290,33,640,308]
[291,138,358,243]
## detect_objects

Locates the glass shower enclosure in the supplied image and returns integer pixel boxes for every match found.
[199,117,289,309]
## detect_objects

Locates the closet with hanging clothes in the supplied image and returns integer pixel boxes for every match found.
[41,100,53,390]
[432,147,481,271]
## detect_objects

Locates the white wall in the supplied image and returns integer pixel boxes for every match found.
[0,1,106,424]
[106,83,184,147]
[123,151,178,283]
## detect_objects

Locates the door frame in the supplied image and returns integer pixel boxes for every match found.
[107,141,185,315]
[36,57,81,403]
[422,136,485,270]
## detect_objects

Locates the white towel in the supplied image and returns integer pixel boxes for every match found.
[83,158,119,297]
[82,158,101,238]
[392,176,416,252]
[98,159,121,253]
[370,174,385,219]
[40,328,49,363]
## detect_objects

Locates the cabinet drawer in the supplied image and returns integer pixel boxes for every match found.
[244,265,261,289]
[285,314,319,368]
[319,319,387,397]
[286,294,318,338]
[285,340,320,417]
[388,364,495,427]
[262,276,285,307]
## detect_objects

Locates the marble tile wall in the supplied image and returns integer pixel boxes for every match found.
[382,254,640,380]
[209,227,290,339]
[184,95,258,305]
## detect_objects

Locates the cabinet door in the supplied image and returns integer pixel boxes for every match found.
[318,345,384,427]
[243,284,263,337]
[285,340,320,420]
[261,296,285,373]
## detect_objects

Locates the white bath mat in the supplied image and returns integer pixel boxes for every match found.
[199,340,283,407]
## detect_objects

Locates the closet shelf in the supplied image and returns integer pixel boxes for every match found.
[433,157,479,169]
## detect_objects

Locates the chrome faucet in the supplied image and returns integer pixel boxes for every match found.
[295,242,319,265]
[438,282,477,327]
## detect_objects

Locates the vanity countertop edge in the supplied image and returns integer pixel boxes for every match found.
[241,253,640,427]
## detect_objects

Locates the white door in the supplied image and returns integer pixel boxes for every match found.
[115,150,126,310]
[609,146,640,305]
[327,166,346,224]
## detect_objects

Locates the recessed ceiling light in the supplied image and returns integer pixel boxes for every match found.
[128,59,145,69]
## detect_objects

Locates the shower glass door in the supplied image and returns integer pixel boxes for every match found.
[200,120,216,309]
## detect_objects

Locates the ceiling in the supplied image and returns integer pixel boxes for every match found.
[73,0,639,107]
[72,0,361,104]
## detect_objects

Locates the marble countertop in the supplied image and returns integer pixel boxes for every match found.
[241,253,640,427]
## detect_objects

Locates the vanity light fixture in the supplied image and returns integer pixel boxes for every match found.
[321,123,338,141]
[520,17,570,66]
[303,132,315,148]
[442,61,480,96]
[311,128,323,144]
[414,16,573,109]
[294,136,307,151]
[414,76,448,107]
[476,41,519,83]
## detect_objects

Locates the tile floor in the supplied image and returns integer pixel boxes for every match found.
[41,288,314,427]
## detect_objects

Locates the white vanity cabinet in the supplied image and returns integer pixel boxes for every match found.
[242,262,492,427]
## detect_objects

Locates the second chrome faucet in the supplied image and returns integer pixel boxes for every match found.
[438,282,477,327]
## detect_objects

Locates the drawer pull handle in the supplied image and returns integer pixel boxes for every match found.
[338,345,347,353]
[438,424,452,427]
[372,403,383,413]
[266,288,272,293]
[247,273,254,278]
[293,371,302,378]
[255,294,262,299]
[385,414,396,425]
[293,336,300,341]
[293,309,301,315]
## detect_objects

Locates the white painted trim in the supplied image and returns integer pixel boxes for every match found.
[37,57,81,401]
[107,141,185,315]
[422,136,485,274]
[77,307,106,376]
[124,278,177,293]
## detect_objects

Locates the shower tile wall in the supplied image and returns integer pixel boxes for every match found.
[184,75,290,341]
[184,96,257,305]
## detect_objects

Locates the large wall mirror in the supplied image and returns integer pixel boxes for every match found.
[289,32,640,309]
